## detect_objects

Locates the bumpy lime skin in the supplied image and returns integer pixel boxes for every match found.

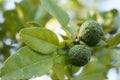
[79,20,104,46]
[68,45,91,66]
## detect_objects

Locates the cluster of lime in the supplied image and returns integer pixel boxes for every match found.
[68,20,104,66]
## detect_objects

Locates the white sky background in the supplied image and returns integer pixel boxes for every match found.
[1,0,120,80]
[98,0,120,12]
[80,0,120,12]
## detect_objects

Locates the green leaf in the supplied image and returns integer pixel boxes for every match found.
[96,40,107,47]
[112,53,120,67]
[17,0,34,21]
[65,65,80,78]
[95,48,113,65]
[75,61,105,80]
[107,33,120,48]
[0,46,58,80]
[65,24,77,40]
[26,21,43,27]
[19,27,59,54]
[50,70,59,80]
[41,0,69,27]
[110,9,118,17]
[50,55,65,80]
[1,10,23,39]
[52,62,65,80]
[33,5,51,26]
[72,66,80,74]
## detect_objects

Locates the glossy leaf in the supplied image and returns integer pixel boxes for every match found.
[107,33,120,48]
[26,21,42,27]
[75,61,105,80]
[0,46,58,80]
[41,0,69,27]
[53,62,65,80]
[19,27,59,54]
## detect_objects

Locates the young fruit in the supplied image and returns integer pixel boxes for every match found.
[68,45,91,66]
[79,20,104,46]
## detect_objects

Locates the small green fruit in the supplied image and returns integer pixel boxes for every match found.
[79,20,104,46]
[68,45,91,66]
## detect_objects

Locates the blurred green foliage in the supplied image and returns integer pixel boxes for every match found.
[0,0,120,80]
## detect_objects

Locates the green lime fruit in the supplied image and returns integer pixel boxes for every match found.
[79,20,104,46]
[68,45,91,66]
